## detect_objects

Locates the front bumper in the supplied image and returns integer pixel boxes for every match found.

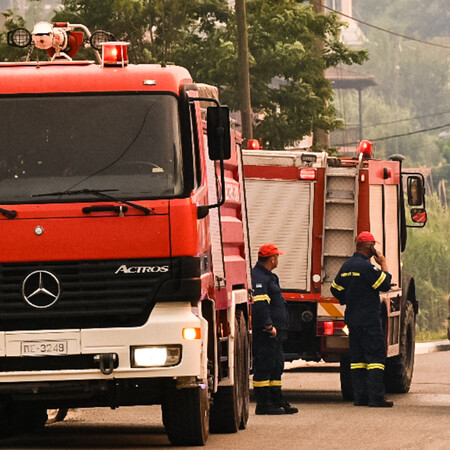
[0,302,207,384]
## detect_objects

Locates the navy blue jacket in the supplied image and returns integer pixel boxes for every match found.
[330,252,392,327]
[252,262,289,333]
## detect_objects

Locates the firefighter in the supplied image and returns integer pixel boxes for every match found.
[252,243,298,415]
[331,231,394,407]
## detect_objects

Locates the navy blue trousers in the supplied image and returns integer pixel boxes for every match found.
[349,324,386,403]
[252,332,284,388]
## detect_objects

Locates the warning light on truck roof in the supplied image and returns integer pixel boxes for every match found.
[101,42,129,67]
[247,139,260,150]
[358,140,372,157]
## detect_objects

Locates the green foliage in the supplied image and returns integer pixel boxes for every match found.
[333,91,442,166]
[403,194,450,334]
[333,0,450,170]
[53,1,231,64]
[436,140,450,165]
[0,10,28,62]
[53,0,156,63]
[354,0,449,39]
[350,0,450,154]
[244,0,367,149]
[362,36,449,130]
[416,329,447,342]
[52,0,367,149]
[432,163,450,206]
[0,1,367,149]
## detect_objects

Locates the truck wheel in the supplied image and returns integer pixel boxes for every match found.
[162,384,210,446]
[238,312,250,430]
[47,408,68,424]
[11,403,48,433]
[0,401,13,438]
[210,311,247,433]
[385,301,415,393]
[339,355,353,401]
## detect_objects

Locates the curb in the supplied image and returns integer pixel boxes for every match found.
[415,340,450,355]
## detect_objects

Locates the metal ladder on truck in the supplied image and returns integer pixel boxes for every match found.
[321,163,360,298]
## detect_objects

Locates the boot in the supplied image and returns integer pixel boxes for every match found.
[351,367,368,406]
[269,386,298,414]
[254,387,284,415]
[367,367,393,407]
[369,400,394,408]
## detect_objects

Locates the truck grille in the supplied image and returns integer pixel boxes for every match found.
[0,259,172,331]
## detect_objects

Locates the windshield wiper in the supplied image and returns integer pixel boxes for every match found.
[0,207,17,219]
[32,189,152,216]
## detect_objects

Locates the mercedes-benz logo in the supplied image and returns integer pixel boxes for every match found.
[22,270,61,309]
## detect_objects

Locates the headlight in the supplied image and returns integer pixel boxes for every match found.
[131,345,181,368]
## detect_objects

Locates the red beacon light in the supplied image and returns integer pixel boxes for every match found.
[358,140,373,158]
[101,41,129,67]
[247,139,261,150]
[299,168,317,180]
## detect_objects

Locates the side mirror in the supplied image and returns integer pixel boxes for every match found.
[207,106,231,161]
[410,208,427,224]
[407,175,425,206]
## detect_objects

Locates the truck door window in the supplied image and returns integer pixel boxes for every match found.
[190,103,201,188]
[0,93,184,203]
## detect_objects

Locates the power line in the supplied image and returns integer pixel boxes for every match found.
[314,1,450,50]
[362,111,450,128]
[335,122,450,147]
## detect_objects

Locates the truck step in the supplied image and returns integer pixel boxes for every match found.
[325,198,356,204]
[324,226,354,231]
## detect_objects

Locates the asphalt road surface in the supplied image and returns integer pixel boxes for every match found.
[2,350,449,450]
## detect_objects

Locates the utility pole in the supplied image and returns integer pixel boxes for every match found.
[235,0,253,145]
[310,0,330,151]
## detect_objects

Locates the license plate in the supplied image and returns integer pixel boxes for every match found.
[21,340,68,356]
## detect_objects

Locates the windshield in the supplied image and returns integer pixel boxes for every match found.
[0,94,183,204]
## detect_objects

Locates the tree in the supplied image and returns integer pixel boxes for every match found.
[0,10,28,62]
[54,0,367,148]
[332,90,442,166]
[354,0,450,40]
[0,0,367,149]
[351,0,449,133]
[53,0,229,64]
[175,0,368,149]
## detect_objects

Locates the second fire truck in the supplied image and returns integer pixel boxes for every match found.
[243,141,426,398]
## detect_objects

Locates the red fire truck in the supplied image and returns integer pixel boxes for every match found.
[0,22,251,445]
[243,140,427,399]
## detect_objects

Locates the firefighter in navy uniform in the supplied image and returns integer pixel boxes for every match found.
[252,244,298,415]
[331,231,394,407]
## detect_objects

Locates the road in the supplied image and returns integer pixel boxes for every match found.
[2,350,449,450]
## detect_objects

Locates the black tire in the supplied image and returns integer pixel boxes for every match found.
[11,403,48,433]
[162,384,209,446]
[238,312,250,430]
[339,354,354,401]
[210,311,248,433]
[46,408,68,424]
[385,301,415,393]
[0,401,14,438]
